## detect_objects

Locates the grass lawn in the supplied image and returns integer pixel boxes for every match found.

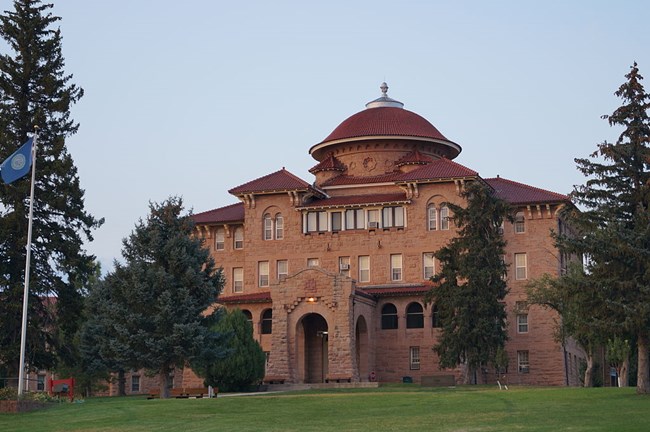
[1,385,649,431]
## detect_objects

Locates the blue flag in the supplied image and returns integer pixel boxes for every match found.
[1,138,33,184]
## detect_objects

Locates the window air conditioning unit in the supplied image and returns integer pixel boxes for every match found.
[340,264,350,270]
[368,222,379,229]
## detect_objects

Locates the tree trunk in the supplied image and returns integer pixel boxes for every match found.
[159,364,171,399]
[637,333,650,394]
[117,370,126,396]
[583,351,594,387]
[619,355,629,387]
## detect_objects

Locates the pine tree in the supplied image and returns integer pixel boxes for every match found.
[425,181,511,384]
[557,63,650,394]
[0,0,102,378]
[81,197,227,398]
[198,309,265,392]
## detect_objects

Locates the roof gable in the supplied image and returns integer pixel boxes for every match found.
[229,168,313,195]
[396,158,478,182]
[192,202,244,224]
[485,177,569,205]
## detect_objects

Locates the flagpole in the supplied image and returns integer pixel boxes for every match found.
[17,127,38,397]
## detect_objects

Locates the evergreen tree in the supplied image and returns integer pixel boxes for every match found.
[0,0,102,378]
[556,63,650,394]
[198,309,265,392]
[425,181,511,384]
[80,197,227,398]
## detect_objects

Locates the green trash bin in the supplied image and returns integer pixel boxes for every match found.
[402,376,413,383]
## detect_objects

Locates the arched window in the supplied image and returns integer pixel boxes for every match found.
[234,227,244,249]
[275,213,284,239]
[215,227,225,251]
[406,302,424,328]
[427,204,437,230]
[432,304,441,328]
[440,205,450,230]
[263,213,273,240]
[381,303,398,330]
[242,309,253,332]
[261,309,272,334]
[514,211,525,233]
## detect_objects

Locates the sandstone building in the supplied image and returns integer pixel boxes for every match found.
[182,83,583,389]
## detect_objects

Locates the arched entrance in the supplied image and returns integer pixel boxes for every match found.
[356,316,369,381]
[297,313,329,383]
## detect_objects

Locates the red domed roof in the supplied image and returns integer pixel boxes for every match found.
[319,106,449,144]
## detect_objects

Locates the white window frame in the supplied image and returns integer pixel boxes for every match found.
[277,260,288,281]
[428,205,438,231]
[331,211,342,232]
[263,213,273,240]
[515,212,525,234]
[233,267,243,293]
[518,350,530,373]
[358,255,370,283]
[307,258,319,268]
[515,253,527,280]
[367,209,380,228]
[440,205,450,230]
[423,253,435,279]
[339,256,350,277]
[234,227,244,249]
[275,213,284,239]
[391,254,402,281]
[215,227,225,251]
[131,375,140,392]
[517,313,529,333]
[409,346,420,370]
[258,261,269,287]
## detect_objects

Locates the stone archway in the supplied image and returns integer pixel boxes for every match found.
[356,315,369,381]
[297,313,329,383]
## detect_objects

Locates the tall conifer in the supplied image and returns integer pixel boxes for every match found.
[557,63,650,394]
[0,0,102,378]
[426,181,510,384]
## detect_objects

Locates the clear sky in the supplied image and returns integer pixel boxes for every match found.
[27,0,650,272]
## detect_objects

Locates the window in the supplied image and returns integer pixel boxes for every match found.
[242,309,253,331]
[306,211,328,232]
[427,205,438,230]
[131,375,140,392]
[432,304,441,328]
[234,227,244,249]
[515,253,527,280]
[358,255,370,282]
[258,261,269,287]
[345,209,365,230]
[264,213,273,240]
[514,211,525,233]
[261,309,272,334]
[367,209,380,228]
[410,346,421,370]
[215,227,225,251]
[440,205,450,230]
[307,258,319,268]
[37,374,45,391]
[381,303,398,329]
[382,206,404,228]
[275,213,284,239]
[339,256,350,277]
[423,253,435,279]
[233,267,243,293]
[406,302,424,328]
[391,254,402,281]
[277,260,288,281]
[518,350,530,373]
[517,314,529,333]
[331,212,342,232]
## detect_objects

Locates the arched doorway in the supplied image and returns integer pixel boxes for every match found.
[356,316,369,381]
[297,313,329,383]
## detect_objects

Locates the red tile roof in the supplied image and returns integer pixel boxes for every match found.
[229,168,314,195]
[192,202,244,224]
[395,149,436,166]
[297,193,409,210]
[358,284,433,297]
[319,107,449,144]
[219,292,272,304]
[397,158,478,182]
[309,153,346,173]
[320,171,407,187]
[485,177,570,205]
